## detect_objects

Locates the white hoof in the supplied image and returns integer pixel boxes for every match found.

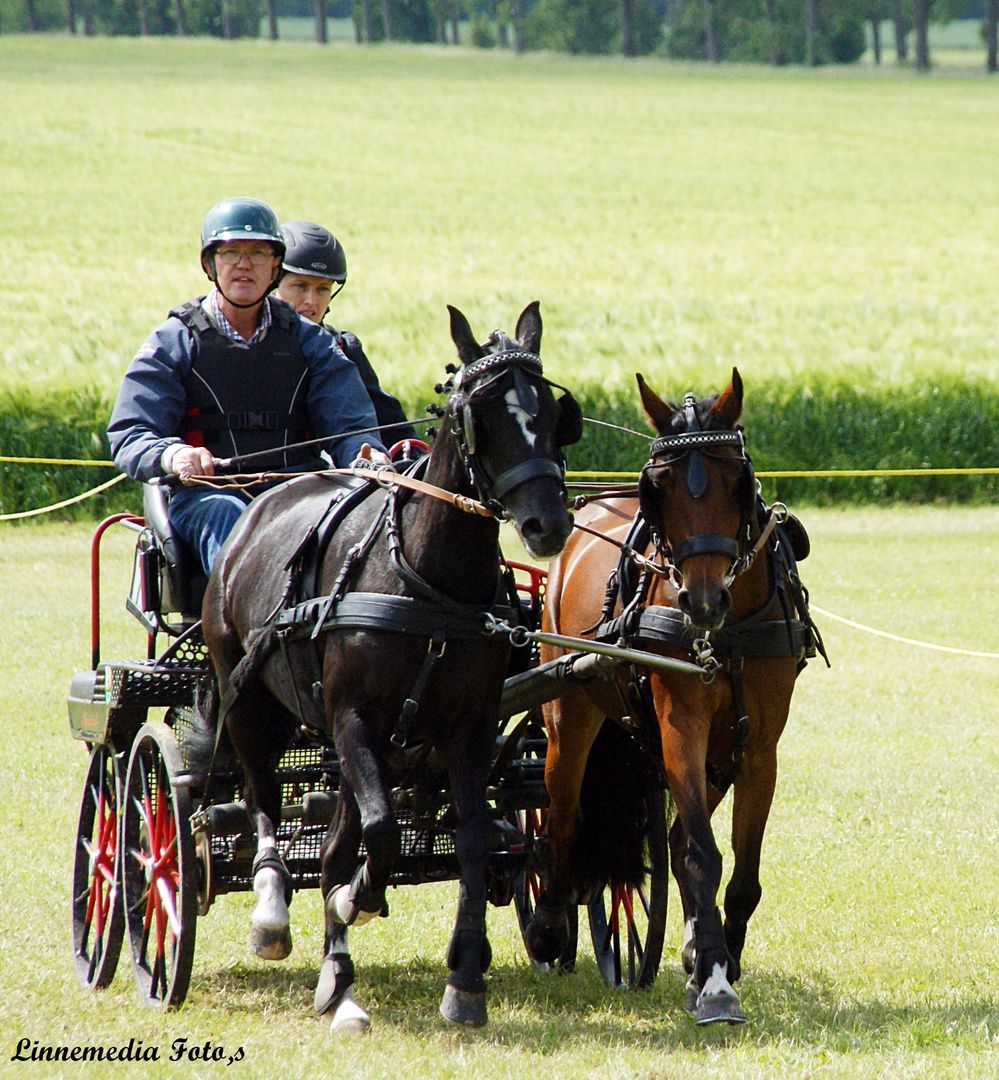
[695,962,746,1025]
[329,990,371,1036]
[251,867,291,960]
[327,883,380,927]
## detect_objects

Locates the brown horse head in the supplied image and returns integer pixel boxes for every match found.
[636,368,756,630]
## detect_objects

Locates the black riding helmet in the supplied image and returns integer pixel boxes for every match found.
[280,221,348,283]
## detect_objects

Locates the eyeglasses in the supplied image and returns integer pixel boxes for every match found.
[214,246,279,267]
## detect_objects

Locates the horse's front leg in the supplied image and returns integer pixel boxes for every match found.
[723,671,792,978]
[661,706,744,1026]
[437,713,499,1027]
[316,779,370,1036]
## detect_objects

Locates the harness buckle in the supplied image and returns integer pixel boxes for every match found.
[692,636,720,683]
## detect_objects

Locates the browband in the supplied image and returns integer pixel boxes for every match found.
[649,429,745,458]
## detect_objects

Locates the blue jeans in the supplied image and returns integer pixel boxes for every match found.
[168,485,251,575]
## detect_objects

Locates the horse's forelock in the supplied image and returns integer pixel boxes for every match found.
[662,392,725,435]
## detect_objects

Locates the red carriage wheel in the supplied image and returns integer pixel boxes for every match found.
[71,742,126,990]
[510,805,578,972]
[586,786,668,989]
[122,722,197,1008]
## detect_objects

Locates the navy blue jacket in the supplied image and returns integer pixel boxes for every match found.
[327,326,419,445]
[108,297,384,482]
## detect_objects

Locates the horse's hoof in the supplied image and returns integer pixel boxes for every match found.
[694,962,746,1026]
[524,906,568,966]
[695,995,747,1025]
[328,991,371,1037]
[249,924,292,960]
[440,985,487,1028]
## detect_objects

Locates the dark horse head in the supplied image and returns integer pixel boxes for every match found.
[636,367,758,631]
[435,300,581,559]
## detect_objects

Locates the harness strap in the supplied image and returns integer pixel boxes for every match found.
[392,629,447,749]
[705,652,750,796]
[671,533,740,566]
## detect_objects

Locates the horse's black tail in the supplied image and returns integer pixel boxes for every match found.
[567,719,672,895]
[182,674,238,782]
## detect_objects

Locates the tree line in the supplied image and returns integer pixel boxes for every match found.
[3,0,996,70]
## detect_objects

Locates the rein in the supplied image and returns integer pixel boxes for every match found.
[172,465,495,517]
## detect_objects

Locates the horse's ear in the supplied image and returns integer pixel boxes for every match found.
[515,300,542,355]
[637,373,674,433]
[448,305,486,363]
[709,367,744,428]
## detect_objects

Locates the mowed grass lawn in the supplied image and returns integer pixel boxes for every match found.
[1,506,998,1079]
[2,37,999,412]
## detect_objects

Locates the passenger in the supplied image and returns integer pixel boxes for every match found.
[275,220,420,447]
[108,197,390,575]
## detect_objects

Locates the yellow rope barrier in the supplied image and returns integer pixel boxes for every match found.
[0,456,115,466]
[566,467,999,480]
[0,472,129,521]
[809,604,999,659]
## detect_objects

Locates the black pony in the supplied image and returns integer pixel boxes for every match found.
[197,302,579,1032]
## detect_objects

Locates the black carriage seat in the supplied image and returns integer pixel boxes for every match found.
[126,483,207,634]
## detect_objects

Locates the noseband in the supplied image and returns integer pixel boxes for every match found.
[446,349,568,518]
[639,393,758,584]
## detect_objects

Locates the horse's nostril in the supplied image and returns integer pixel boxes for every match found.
[520,517,543,540]
[677,590,692,615]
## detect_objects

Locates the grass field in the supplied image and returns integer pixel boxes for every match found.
[2,508,999,1078]
[2,36,999,415]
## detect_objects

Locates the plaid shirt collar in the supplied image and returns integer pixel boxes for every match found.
[203,289,272,345]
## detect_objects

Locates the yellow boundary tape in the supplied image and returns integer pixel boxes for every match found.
[0,472,129,521]
[566,468,999,480]
[810,604,999,659]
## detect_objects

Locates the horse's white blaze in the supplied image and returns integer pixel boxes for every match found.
[251,846,289,930]
[504,387,538,450]
[699,961,736,1001]
[329,989,371,1036]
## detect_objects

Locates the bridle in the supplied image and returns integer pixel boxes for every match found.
[638,392,761,587]
[444,348,579,518]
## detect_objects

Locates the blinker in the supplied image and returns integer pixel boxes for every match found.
[512,366,539,416]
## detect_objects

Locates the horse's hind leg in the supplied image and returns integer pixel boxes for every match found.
[225,679,297,961]
[528,692,604,965]
[316,781,370,1036]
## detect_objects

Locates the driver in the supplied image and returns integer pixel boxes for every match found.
[274,220,420,448]
[107,197,390,575]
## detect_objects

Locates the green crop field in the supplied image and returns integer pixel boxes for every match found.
[2,508,999,1078]
[3,36,999,411]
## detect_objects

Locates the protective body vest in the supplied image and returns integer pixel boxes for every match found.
[172,297,320,472]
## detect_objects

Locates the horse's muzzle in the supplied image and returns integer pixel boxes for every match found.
[677,584,732,631]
